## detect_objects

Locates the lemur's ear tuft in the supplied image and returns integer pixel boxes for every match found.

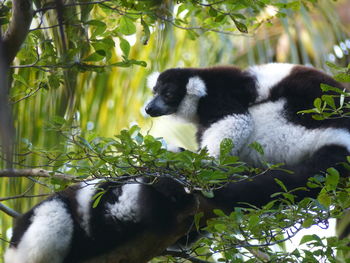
[147,72,160,90]
[186,76,207,97]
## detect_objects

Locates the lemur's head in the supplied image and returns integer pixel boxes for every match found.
[145,68,207,122]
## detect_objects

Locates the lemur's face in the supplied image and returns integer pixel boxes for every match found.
[145,69,187,117]
[145,68,207,121]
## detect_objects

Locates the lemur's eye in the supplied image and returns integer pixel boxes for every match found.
[163,92,173,101]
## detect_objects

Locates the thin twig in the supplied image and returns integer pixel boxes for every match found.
[0,193,50,201]
[11,86,42,104]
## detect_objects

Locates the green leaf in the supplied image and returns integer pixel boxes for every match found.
[214,223,227,232]
[313,98,322,111]
[215,14,226,23]
[202,190,214,198]
[96,49,106,56]
[84,51,105,62]
[92,190,106,208]
[51,115,66,125]
[302,218,314,228]
[321,95,336,109]
[320,83,347,94]
[48,74,61,89]
[249,142,264,155]
[119,38,130,57]
[141,19,151,45]
[317,191,331,208]
[177,4,188,15]
[0,17,9,25]
[248,215,259,228]
[274,178,288,192]
[220,138,234,157]
[194,212,204,230]
[13,74,30,87]
[208,7,217,17]
[111,58,147,68]
[299,234,322,245]
[334,73,350,83]
[326,61,345,71]
[101,37,115,48]
[87,20,107,38]
[230,16,248,33]
[119,16,136,35]
[325,167,339,191]
[213,209,226,217]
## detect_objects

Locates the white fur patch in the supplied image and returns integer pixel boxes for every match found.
[248,63,295,101]
[107,183,141,222]
[166,143,183,153]
[147,72,160,90]
[239,99,350,166]
[201,114,254,158]
[76,179,100,235]
[186,76,207,97]
[4,199,73,263]
[174,94,201,123]
[173,76,207,121]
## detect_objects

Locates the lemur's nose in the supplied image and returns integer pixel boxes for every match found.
[145,104,151,114]
[145,103,155,116]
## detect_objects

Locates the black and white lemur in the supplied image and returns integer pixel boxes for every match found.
[5,63,350,263]
[145,63,350,206]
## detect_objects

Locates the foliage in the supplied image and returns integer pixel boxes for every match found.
[1,0,350,261]
[7,122,350,262]
[299,63,350,120]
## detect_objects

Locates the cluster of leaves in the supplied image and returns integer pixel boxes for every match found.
[195,166,350,262]
[2,0,317,102]
[19,119,350,262]
[0,1,10,26]
[299,63,350,120]
[39,121,254,193]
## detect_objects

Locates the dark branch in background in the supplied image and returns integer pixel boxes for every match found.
[2,0,34,65]
[54,0,67,52]
[0,32,14,168]
[0,0,34,167]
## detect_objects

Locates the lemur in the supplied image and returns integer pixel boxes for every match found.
[145,63,350,206]
[4,178,196,263]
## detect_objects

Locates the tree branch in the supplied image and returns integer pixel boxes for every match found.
[0,168,78,182]
[0,32,14,168]
[163,250,211,263]
[2,0,34,65]
[0,202,21,218]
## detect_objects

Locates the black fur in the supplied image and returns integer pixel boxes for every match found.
[269,66,350,130]
[212,144,349,211]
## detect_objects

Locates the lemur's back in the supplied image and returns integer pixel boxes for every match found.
[239,63,350,166]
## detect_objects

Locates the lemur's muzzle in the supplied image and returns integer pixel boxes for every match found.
[145,96,176,117]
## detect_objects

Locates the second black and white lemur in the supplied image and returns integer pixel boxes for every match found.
[5,63,350,263]
[145,63,350,205]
